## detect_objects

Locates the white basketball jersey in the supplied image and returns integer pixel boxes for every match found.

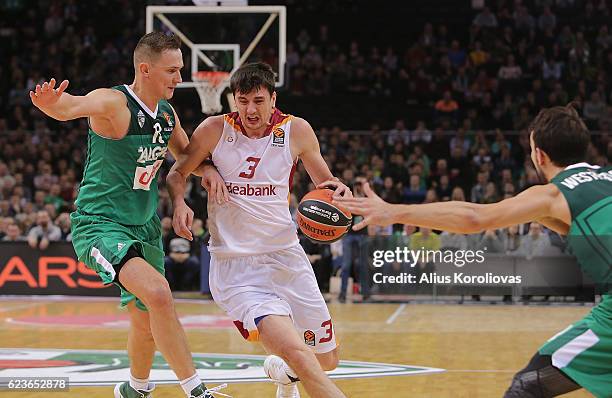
[208,110,299,256]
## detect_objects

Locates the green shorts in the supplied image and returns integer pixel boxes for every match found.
[70,210,165,311]
[539,295,612,398]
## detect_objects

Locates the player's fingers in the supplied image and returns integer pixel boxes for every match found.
[363,182,378,198]
[186,210,194,230]
[172,215,182,235]
[49,78,56,89]
[221,181,230,202]
[201,177,210,191]
[29,91,36,101]
[352,219,368,231]
[216,181,224,204]
[42,81,49,92]
[316,180,336,189]
[57,79,69,95]
[176,214,192,241]
[35,84,42,95]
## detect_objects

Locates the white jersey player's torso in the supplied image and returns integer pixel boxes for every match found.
[208,110,299,256]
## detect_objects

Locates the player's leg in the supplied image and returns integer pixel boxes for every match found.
[118,256,196,380]
[258,315,346,398]
[127,301,156,380]
[115,301,157,397]
[261,245,344,397]
[315,349,339,371]
[503,352,581,397]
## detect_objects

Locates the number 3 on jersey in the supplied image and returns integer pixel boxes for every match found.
[239,157,261,179]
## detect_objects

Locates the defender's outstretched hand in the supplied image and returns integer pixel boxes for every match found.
[333,182,393,230]
[29,78,69,109]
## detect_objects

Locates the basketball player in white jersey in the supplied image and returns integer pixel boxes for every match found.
[167,62,349,398]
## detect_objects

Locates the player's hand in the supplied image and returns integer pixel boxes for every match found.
[317,178,352,198]
[201,165,230,205]
[172,201,194,241]
[29,78,69,109]
[333,182,393,231]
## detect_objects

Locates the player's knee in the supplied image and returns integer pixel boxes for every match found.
[317,349,339,371]
[280,345,313,373]
[141,282,173,310]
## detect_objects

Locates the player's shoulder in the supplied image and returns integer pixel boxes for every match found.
[88,87,126,102]
[288,116,314,133]
[520,182,564,202]
[193,115,225,138]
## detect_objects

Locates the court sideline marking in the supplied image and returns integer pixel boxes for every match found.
[386,303,406,324]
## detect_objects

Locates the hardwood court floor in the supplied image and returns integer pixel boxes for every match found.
[0,297,594,397]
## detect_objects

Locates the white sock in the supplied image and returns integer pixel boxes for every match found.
[180,373,203,396]
[129,373,149,391]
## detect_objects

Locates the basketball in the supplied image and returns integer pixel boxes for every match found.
[297,188,352,243]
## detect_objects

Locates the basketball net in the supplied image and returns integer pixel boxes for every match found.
[193,71,231,114]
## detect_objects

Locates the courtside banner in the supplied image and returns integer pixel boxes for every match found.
[0,242,119,296]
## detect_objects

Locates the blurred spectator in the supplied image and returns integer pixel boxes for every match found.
[387,119,410,145]
[55,212,72,241]
[519,222,553,259]
[27,210,61,250]
[410,227,441,251]
[476,229,504,252]
[470,171,488,203]
[502,225,522,254]
[584,92,606,125]
[2,223,25,242]
[537,6,557,31]
[164,238,200,291]
[473,6,498,28]
[434,91,459,120]
[441,230,468,251]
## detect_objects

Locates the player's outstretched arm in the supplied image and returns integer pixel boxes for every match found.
[30,78,124,122]
[167,108,229,205]
[292,117,352,198]
[167,116,221,240]
[333,182,569,234]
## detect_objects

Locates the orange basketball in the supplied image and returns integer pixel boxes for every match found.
[297,189,352,243]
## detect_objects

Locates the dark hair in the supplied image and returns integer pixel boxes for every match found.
[230,62,276,95]
[134,32,181,63]
[529,101,590,167]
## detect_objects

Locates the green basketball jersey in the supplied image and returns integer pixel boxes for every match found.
[551,163,612,294]
[75,84,175,226]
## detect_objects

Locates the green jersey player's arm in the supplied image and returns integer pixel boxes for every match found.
[30,80,128,134]
[167,115,223,205]
[336,183,571,235]
[167,106,217,178]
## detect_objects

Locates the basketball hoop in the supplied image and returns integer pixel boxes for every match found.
[192,71,231,114]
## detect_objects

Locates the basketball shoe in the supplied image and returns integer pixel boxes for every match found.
[114,382,155,398]
[264,355,300,398]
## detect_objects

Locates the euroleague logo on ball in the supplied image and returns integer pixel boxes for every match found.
[297,189,352,244]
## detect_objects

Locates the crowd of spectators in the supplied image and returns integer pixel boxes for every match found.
[1,1,611,294]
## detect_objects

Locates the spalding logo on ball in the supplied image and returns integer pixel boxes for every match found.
[297,188,352,243]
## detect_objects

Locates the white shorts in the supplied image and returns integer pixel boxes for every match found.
[209,244,337,354]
